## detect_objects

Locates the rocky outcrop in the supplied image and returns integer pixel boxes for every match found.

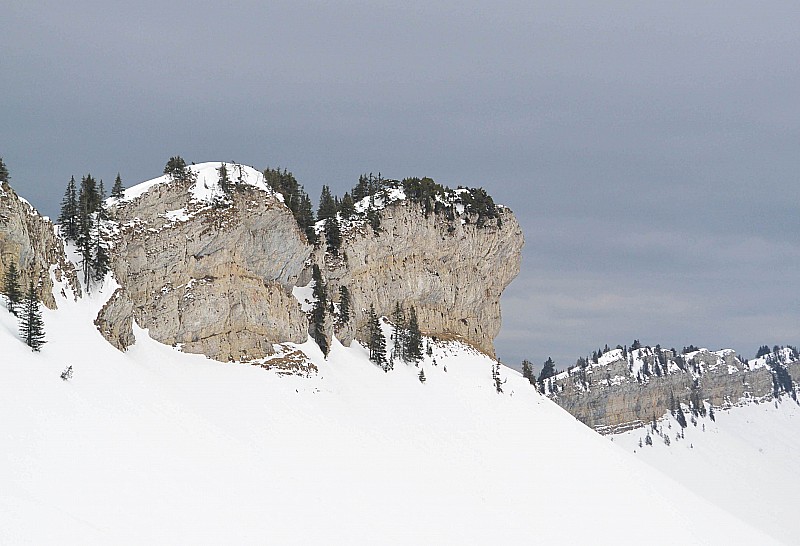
[324,200,523,357]
[548,346,800,433]
[0,182,80,307]
[97,164,312,361]
[95,163,524,363]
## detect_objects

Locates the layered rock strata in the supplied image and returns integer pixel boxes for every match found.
[547,346,800,433]
[0,182,80,307]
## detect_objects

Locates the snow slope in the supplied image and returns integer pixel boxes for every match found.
[613,400,800,545]
[0,285,780,544]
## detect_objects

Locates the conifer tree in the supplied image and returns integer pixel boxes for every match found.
[3,260,23,316]
[311,265,328,355]
[317,185,337,222]
[352,174,369,202]
[76,179,94,286]
[164,156,193,183]
[111,173,125,199]
[338,285,350,323]
[406,306,423,362]
[391,302,407,362]
[0,157,9,185]
[538,357,556,387]
[521,359,535,384]
[298,194,317,245]
[368,304,388,370]
[492,361,504,393]
[217,163,232,195]
[58,176,79,241]
[339,192,355,218]
[19,280,45,351]
[325,217,342,255]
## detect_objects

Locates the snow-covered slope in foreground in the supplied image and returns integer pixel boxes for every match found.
[613,399,800,545]
[0,290,777,544]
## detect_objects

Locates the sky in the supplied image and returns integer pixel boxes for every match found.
[2,1,799,371]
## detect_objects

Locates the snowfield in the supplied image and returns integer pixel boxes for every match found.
[0,282,784,544]
[614,398,800,545]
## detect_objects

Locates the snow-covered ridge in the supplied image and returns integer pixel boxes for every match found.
[109,161,276,207]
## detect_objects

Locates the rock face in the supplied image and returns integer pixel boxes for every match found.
[96,163,524,363]
[547,346,800,433]
[324,200,523,357]
[0,182,79,307]
[96,164,312,361]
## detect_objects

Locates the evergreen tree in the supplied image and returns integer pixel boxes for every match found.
[406,306,423,362]
[76,185,94,286]
[317,185,337,222]
[298,193,317,245]
[339,192,356,218]
[352,174,370,202]
[675,404,687,428]
[164,156,192,183]
[391,302,407,362]
[492,361,504,393]
[521,359,535,384]
[311,265,328,355]
[58,176,79,241]
[0,157,9,185]
[338,285,350,323]
[538,357,556,386]
[367,304,388,370]
[111,173,124,199]
[19,280,45,351]
[325,217,342,255]
[3,260,23,316]
[79,174,100,215]
[217,163,232,195]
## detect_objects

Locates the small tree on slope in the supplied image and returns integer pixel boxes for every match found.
[3,260,23,316]
[19,280,45,351]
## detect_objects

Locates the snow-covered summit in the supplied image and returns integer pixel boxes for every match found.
[110,161,276,207]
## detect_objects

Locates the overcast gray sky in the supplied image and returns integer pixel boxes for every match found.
[3,1,799,370]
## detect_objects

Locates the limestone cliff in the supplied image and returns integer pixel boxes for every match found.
[546,345,800,433]
[96,163,312,361]
[322,198,523,357]
[0,182,80,307]
[96,163,523,363]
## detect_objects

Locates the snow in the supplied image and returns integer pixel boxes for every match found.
[0,284,782,544]
[110,162,273,206]
[291,281,315,312]
[614,400,800,544]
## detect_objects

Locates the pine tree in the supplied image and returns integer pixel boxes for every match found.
[406,306,423,362]
[79,174,100,215]
[58,176,79,241]
[367,304,388,370]
[391,302,406,362]
[164,156,192,182]
[311,265,328,355]
[217,163,232,195]
[352,174,370,202]
[318,185,337,222]
[76,187,94,287]
[492,361,504,393]
[339,192,355,218]
[111,173,124,199]
[298,194,317,245]
[0,157,9,185]
[325,217,341,255]
[338,285,350,323]
[19,280,45,351]
[521,359,534,384]
[3,260,23,315]
[538,357,556,386]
